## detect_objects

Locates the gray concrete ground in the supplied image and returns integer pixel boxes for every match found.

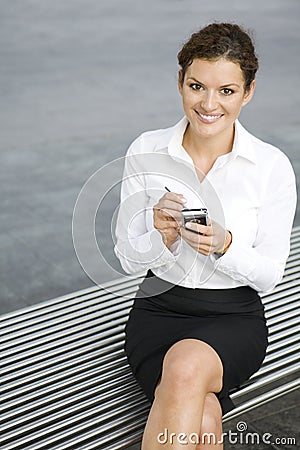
[2,0,300,314]
[1,1,299,447]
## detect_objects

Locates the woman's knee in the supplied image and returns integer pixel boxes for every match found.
[159,339,223,394]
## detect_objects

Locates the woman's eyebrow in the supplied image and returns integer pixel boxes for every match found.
[187,77,240,88]
[187,77,203,84]
[220,83,240,88]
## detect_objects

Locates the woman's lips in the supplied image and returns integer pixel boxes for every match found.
[195,110,223,124]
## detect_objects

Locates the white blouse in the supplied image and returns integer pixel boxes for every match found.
[114,117,297,294]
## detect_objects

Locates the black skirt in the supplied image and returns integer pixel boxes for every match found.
[124,270,269,416]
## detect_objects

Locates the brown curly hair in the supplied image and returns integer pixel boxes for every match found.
[178,23,258,91]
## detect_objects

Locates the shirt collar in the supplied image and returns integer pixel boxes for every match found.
[232,120,257,164]
[162,116,257,165]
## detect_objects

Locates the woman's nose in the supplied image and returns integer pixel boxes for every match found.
[200,91,218,112]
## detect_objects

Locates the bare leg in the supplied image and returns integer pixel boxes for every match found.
[196,393,223,449]
[141,338,224,450]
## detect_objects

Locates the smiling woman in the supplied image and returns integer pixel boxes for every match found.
[114,22,297,450]
[179,58,255,159]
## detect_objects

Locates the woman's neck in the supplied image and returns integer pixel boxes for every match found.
[182,123,235,163]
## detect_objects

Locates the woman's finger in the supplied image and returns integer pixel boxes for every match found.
[158,198,186,212]
[155,193,186,212]
[163,192,187,206]
[181,229,211,246]
[180,227,213,249]
[159,209,183,222]
[184,221,213,236]
[154,205,183,222]
[155,219,180,230]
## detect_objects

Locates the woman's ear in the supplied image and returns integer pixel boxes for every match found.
[242,80,256,106]
[178,70,183,94]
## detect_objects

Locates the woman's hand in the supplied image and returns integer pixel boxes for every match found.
[180,218,232,256]
[153,192,186,249]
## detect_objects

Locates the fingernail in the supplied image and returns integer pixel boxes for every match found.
[185,222,192,228]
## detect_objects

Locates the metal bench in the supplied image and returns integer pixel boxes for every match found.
[1,226,300,450]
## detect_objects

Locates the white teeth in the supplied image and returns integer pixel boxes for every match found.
[199,113,221,120]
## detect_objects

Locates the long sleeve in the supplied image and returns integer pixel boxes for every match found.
[114,138,177,275]
[213,153,297,293]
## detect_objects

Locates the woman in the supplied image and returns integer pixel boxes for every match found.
[114,23,297,449]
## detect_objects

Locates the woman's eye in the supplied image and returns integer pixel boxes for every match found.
[190,83,203,91]
[221,88,234,96]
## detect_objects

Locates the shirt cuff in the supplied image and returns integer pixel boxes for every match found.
[212,236,257,283]
[168,236,182,257]
[149,228,179,265]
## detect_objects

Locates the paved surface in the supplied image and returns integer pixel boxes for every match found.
[1,1,299,447]
[1,0,300,314]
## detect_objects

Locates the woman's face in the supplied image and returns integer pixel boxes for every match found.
[178,58,255,141]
